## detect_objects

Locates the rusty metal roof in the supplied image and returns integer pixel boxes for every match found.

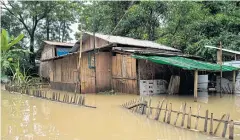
[83,32,181,52]
[43,40,75,47]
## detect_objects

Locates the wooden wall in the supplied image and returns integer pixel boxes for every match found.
[112,54,138,94]
[96,52,112,92]
[52,54,78,84]
[39,44,55,78]
[41,44,55,60]
[80,53,96,93]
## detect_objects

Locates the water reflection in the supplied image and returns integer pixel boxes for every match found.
[2,90,239,140]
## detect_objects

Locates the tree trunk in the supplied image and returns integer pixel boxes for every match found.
[46,16,50,40]
[62,21,66,42]
[29,36,35,66]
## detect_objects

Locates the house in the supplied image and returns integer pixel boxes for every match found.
[39,41,75,79]
[40,32,238,101]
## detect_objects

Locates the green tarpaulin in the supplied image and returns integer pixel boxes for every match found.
[132,55,239,71]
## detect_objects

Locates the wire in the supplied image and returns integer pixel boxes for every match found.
[107,0,135,39]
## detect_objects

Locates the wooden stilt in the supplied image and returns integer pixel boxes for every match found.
[187,107,192,129]
[204,110,209,132]
[194,70,198,102]
[181,102,187,127]
[232,71,236,94]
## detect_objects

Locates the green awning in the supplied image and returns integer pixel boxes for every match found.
[132,55,239,72]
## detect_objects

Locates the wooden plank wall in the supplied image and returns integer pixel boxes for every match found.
[80,53,96,93]
[52,54,78,84]
[96,52,112,92]
[112,54,137,94]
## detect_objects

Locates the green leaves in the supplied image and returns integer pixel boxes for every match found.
[1,29,9,51]
[8,33,24,49]
[1,29,24,51]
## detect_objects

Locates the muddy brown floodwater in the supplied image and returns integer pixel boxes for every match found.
[1,89,240,140]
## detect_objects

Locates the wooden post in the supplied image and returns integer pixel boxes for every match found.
[222,114,230,138]
[232,71,236,94]
[167,103,172,124]
[174,103,183,126]
[147,98,152,118]
[229,120,234,139]
[195,105,201,130]
[181,102,186,127]
[219,41,223,98]
[187,107,192,129]
[204,110,209,132]
[154,99,165,120]
[163,101,168,122]
[210,113,213,135]
[194,70,198,102]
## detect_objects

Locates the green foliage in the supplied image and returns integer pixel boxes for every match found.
[79,1,240,61]
[1,29,25,75]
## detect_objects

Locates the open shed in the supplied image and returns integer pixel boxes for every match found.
[133,54,239,101]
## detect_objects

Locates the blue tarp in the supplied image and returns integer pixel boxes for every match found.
[56,47,71,56]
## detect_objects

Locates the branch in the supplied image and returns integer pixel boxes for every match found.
[2,1,31,35]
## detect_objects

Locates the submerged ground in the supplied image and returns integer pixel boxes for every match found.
[1,89,240,140]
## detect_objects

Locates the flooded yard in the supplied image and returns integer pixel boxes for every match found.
[1,89,240,140]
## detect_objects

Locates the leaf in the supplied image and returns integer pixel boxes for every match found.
[1,29,10,51]
[8,58,13,61]
[8,33,24,48]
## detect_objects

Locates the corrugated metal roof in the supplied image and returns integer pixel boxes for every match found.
[84,32,180,52]
[44,40,75,47]
[205,45,240,55]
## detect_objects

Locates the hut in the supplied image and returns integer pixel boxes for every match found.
[40,32,238,101]
[39,41,74,80]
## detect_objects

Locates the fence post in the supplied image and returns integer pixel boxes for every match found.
[204,110,209,132]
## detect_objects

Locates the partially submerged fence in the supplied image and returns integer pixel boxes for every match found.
[5,85,96,108]
[122,97,240,140]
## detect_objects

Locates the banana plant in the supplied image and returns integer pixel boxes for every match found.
[1,29,25,81]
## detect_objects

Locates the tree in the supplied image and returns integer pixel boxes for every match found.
[1,1,54,66]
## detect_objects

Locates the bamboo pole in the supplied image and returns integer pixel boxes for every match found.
[195,105,201,130]
[187,107,192,129]
[181,102,187,127]
[75,24,83,93]
[174,103,183,126]
[194,70,198,102]
[167,103,172,124]
[154,99,165,120]
[163,101,168,122]
[210,113,213,135]
[219,41,223,98]
[222,114,230,137]
[204,110,209,132]
[229,120,234,139]
[232,71,236,94]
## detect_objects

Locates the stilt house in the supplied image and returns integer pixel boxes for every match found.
[40,32,238,101]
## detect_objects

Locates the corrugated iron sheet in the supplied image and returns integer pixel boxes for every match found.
[44,40,75,47]
[83,32,180,52]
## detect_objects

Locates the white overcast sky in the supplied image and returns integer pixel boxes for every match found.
[69,23,79,43]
